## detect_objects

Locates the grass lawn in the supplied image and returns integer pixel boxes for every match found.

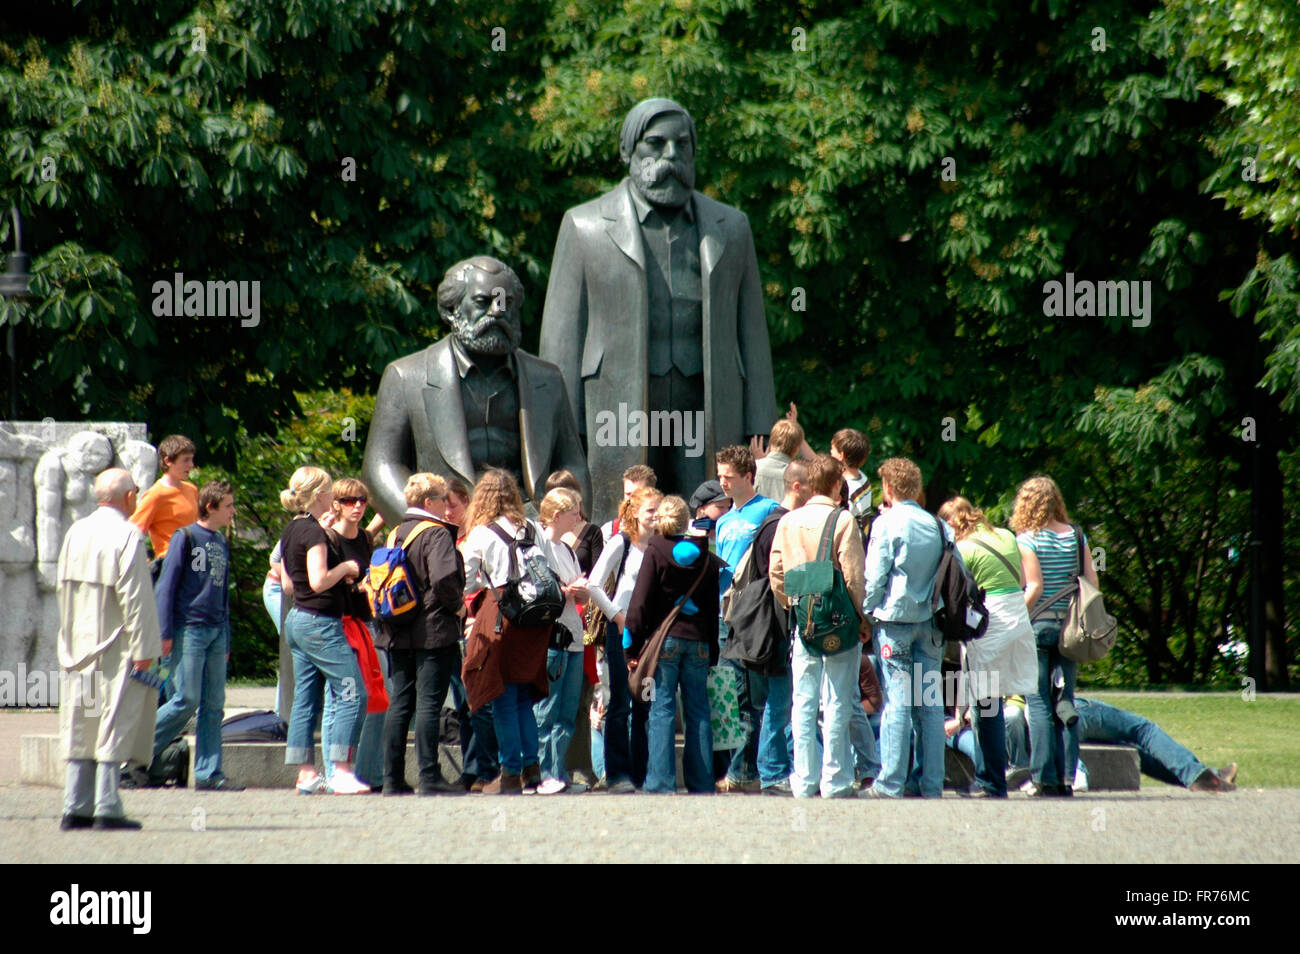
[1086,692,1300,789]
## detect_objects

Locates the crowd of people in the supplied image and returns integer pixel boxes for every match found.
[54,417,1238,828]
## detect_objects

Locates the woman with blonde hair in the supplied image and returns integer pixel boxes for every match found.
[937,496,1037,797]
[624,495,722,794]
[1010,475,1100,796]
[277,467,369,794]
[586,485,663,791]
[532,487,591,794]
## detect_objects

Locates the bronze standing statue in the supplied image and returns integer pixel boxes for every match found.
[363,255,590,525]
[540,97,779,520]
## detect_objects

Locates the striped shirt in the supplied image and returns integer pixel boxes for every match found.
[1017,527,1084,605]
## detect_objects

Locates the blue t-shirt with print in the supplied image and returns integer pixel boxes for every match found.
[714,493,779,595]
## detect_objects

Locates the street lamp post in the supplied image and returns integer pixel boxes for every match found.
[1,206,32,420]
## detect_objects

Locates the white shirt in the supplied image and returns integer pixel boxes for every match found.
[586,532,647,619]
[462,516,585,651]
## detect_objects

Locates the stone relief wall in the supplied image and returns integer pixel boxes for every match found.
[0,422,155,682]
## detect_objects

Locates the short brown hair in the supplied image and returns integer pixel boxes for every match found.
[783,458,809,493]
[831,428,869,468]
[197,479,233,518]
[622,464,657,488]
[158,434,197,469]
[769,419,804,457]
[545,470,586,518]
[878,457,922,502]
[806,454,844,498]
[715,444,755,480]
[404,473,447,509]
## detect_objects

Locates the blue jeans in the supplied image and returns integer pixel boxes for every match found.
[849,692,881,782]
[602,621,634,786]
[284,607,366,765]
[1027,619,1078,789]
[756,670,793,786]
[535,649,585,782]
[1077,698,1206,787]
[645,637,712,794]
[450,667,498,782]
[353,633,389,788]
[1005,704,1031,768]
[493,683,540,776]
[876,620,944,798]
[153,624,227,783]
[971,696,1008,796]
[790,634,861,798]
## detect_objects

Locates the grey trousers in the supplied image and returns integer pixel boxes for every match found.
[64,759,124,819]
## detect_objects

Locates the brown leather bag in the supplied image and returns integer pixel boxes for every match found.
[627,557,712,704]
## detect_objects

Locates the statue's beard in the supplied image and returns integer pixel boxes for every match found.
[633,158,695,208]
[456,315,518,356]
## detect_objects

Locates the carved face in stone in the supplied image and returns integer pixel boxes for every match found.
[443,265,523,357]
[65,432,114,476]
[628,112,696,209]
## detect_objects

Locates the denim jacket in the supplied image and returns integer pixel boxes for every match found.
[863,500,952,623]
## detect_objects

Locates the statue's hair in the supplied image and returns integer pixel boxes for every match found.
[436,256,524,320]
[619,98,697,163]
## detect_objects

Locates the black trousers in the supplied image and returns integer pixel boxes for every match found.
[384,644,458,788]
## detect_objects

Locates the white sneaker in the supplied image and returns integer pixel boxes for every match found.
[328,770,371,795]
[537,778,567,795]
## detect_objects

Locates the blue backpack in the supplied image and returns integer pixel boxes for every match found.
[363,521,437,621]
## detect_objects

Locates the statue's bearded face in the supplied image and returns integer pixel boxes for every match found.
[628,112,695,209]
[448,268,522,356]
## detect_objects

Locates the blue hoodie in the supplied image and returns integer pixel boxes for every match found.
[155,524,231,650]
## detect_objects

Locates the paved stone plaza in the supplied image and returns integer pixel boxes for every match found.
[5,692,1296,864]
[3,784,1297,864]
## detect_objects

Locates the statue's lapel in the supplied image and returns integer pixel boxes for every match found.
[514,355,549,505]
[423,339,475,486]
[696,191,728,283]
[603,181,646,271]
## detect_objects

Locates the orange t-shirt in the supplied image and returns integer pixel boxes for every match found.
[130,480,199,557]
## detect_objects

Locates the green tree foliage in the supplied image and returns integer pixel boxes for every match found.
[1,0,555,460]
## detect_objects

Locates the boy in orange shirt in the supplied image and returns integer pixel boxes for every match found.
[131,435,199,569]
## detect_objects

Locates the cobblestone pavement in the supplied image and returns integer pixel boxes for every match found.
[4,783,1296,864]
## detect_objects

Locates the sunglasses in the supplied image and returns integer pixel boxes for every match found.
[338,496,368,506]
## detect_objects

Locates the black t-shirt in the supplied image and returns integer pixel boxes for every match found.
[572,521,605,577]
[330,528,374,621]
[280,515,345,617]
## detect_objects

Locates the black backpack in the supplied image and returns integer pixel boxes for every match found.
[929,514,989,643]
[721,511,787,671]
[487,522,566,628]
[121,736,190,788]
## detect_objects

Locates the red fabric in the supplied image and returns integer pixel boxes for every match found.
[461,589,550,712]
[342,615,389,713]
[583,643,598,685]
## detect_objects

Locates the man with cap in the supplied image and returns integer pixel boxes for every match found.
[541,97,779,522]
